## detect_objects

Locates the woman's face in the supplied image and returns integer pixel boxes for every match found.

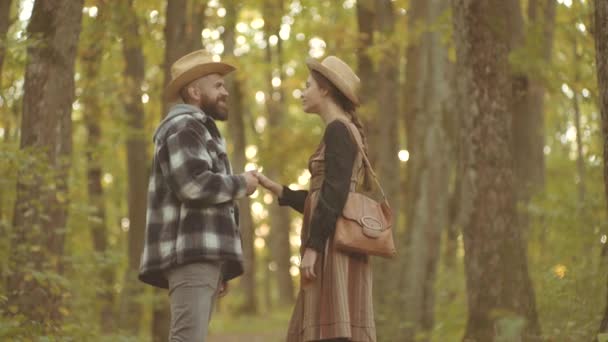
[301,75,324,114]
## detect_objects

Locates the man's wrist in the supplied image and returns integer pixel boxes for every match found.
[235,174,248,199]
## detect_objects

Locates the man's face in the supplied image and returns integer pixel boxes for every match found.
[193,73,230,121]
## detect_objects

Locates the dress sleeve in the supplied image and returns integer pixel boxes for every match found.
[278,186,309,214]
[305,121,357,252]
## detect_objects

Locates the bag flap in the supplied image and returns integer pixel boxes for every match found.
[342,192,392,229]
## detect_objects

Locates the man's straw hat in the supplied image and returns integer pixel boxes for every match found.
[166,49,235,101]
[306,55,360,105]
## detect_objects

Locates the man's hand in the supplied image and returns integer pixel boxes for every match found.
[217,281,229,298]
[242,171,259,195]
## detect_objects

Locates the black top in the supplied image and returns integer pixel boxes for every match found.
[278,120,357,252]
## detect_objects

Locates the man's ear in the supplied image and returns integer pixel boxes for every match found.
[187,86,200,101]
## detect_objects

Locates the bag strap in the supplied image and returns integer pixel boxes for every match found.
[337,119,389,204]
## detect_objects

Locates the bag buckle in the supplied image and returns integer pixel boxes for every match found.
[360,216,383,238]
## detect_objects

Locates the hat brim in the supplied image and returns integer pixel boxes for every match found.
[306,58,359,105]
[166,62,236,101]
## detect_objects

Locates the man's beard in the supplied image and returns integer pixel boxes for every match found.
[200,94,228,121]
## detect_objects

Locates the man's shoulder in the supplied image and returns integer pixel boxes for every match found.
[156,113,209,141]
[168,114,205,131]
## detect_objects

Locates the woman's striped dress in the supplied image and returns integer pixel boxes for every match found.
[286,121,376,342]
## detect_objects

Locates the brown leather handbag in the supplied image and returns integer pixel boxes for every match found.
[333,123,396,259]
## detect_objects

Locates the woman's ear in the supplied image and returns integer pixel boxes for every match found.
[319,87,329,97]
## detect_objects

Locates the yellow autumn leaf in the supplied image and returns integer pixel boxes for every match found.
[59,307,70,317]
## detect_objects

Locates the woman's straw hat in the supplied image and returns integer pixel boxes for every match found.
[306,55,360,105]
[166,49,235,101]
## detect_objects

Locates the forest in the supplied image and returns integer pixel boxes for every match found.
[1,0,608,341]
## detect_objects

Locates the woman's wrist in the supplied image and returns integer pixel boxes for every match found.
[273,183,284,197]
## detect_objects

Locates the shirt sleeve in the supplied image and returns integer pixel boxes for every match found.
[278,186,309,213]
[306,121,357,252]
[160,127,247,205]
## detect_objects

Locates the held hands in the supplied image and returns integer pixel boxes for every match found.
[255,172,283,197]
[242,171,259,195]
[242,168,282,197]
[241,170,283,198]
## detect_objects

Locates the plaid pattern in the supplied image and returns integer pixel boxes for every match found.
[139,104,247,289]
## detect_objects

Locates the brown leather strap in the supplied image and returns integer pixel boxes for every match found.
[335,118,389,204]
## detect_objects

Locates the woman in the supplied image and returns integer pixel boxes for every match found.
[256,56,376,342]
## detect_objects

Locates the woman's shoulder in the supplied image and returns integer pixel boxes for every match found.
[325,119,352,136]
[324,119,357,147]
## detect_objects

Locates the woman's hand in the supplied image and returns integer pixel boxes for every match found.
[300,248,318,281]
[256,172,283,197]
[218,281,229,298]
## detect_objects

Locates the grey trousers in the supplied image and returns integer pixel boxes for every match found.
[165,261,222,342]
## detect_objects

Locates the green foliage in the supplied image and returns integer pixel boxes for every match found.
[527,159,606,340]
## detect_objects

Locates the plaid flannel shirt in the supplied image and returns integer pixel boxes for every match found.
[139,104,247,289]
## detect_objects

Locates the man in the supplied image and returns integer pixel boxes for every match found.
[139,49,258,341]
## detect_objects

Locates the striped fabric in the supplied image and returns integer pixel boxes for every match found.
[139,104,247,289]
[287,122,376,342]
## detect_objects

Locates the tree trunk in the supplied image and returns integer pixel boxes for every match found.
[366,1,401,330]
[522,0,555,195]
[356,0,376,127]
[262,0,294,306]
[594,0,608,334]
[572,39,586,204]
[451,0,541,340]
[116,0,147,334]
[268,205,294,305]
[374,0,400,227]
[511,0,556,233]
[529,0,556,166]
[6,0,83,330]
[228,78,258,312]
[80,1,114,332]
[401,0,451,340]
[508,0,533,242]
[185,0,207,53]
[161,0,207,116]
[0,0,13,232]
[223,0,258,314]
[573,87,586,204]
[0,0,12,82]
[263,253,273,309]
[161,0,188,116]
[445,60,463,269]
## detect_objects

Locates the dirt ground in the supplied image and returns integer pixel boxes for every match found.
[207,331,285,342]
